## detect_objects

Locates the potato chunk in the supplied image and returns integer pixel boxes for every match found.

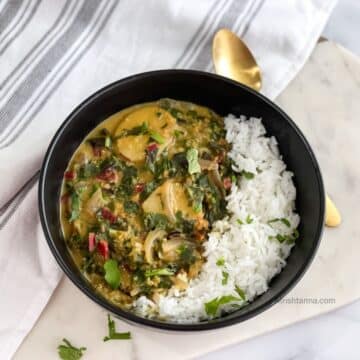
[115,106,176,163]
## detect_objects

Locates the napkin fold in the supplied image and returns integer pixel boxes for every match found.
[0,0,336,358]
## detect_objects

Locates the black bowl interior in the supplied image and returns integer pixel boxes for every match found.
[39,70,324,331]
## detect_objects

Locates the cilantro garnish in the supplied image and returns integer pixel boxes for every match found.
[103,314,131,341]
[104,259,121,289]
[57,338,86,360]
[204,295,241,317]
[145,268,175,277]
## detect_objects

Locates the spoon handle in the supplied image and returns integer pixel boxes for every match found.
[325,194,341,227]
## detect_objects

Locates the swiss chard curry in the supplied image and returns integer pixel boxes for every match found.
[60,99,235,309]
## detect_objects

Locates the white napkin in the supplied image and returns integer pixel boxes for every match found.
[0,0,336,358]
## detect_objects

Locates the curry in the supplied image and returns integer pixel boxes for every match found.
[60,99,235,309]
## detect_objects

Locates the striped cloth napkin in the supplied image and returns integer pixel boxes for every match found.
[0,0,336,358]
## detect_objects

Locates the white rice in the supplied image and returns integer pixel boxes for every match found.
[134,115,300,323]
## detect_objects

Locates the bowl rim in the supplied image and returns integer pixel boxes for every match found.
[38,69,325,331]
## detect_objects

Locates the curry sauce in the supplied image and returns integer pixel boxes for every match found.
[60,99,235,310]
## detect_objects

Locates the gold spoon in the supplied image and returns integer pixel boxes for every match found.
[212,28,341,227]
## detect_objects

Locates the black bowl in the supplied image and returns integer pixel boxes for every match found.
[39,70,325,331]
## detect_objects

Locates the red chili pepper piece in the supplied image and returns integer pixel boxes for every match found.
[101,208,117,223]
[64,171,75,180]
[97,239,109,259]
[88,232,96,252]
[134,183,145,193]
[96,168,115,181]
[223,177,232,190]
[146,143,158,152]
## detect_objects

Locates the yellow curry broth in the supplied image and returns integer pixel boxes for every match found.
[60,99,233,309]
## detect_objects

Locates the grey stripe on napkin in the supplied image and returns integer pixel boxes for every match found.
[0,0,42,56]
[0,171,39,230]
[0,0,118,148]
[0,0,24,36]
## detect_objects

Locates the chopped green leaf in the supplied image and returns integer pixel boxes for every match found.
[186,148,201,175]
[274,229,299,244]
[241,170,255,179]
[105,135,112,149]
[124,200,140,214]
[216,257,225,266]
[78,162,99,179]
[222,271,229,285]
[69,192,80,222]
[103,314,131,341]
[235,285,246,300]
[236,219,243,225]
[143,212,169,231]
[204,295,241,317]
[186,184,204,214]
[268,218,291,227]
[58,338,86,360]
[177,244,196,266]
[149,130,165,144]
[246,215,253,224]
[119,122,148,137]
[145,268,175,277]
[173,129,184,138]
[104,259,121,289]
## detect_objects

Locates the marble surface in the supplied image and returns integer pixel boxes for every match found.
[14,41,360,360]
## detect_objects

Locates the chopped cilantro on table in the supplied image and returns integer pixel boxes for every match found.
[103,314,131,341]
[57,338,86,360]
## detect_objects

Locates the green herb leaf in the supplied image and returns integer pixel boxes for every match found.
[204,295,241,317]
[177,244,196,266]
[173,129,184,138]
[103,314,131,341]
[216,258,225,266]
[186,148,201,175]
[58,338,86,360]
[274,229,299,244]
[104,259,121,290]
[78,162,99,179]
[143,212,169,231]
[246,215,253,224]
[145,268,175,277]
[268,218,291,227]
[124,200,140,214]
[235,285,246,300]
[241,170,255,179]
[222,271,229,285]
[105,135,112,149]
[69,192,80,222]
[236,219,243,225]
[119,122,148,137]
[149,130,166,144]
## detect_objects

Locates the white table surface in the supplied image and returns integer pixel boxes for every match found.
[202,1,360,359]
